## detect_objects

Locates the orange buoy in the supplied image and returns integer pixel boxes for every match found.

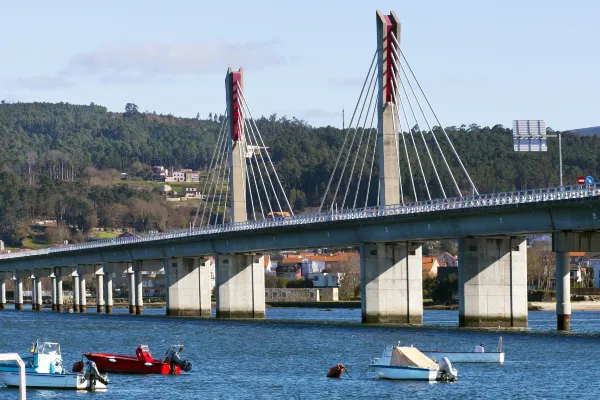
[72,361,84,373]
[327,364,346,378]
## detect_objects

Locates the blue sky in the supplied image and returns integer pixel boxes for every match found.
[1,0,598,130]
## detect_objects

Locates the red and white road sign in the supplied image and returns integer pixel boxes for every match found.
[578,176,585,184]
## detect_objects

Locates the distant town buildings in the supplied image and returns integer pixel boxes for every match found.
[152,166,200,183]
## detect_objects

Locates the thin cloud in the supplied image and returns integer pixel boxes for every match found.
[14,38,285,88]
[14,75,73,91]
[63,39,285,78]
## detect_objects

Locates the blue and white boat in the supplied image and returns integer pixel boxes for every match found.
[0,340,108,391]
[370,344,458,381]
[0,340,64,374]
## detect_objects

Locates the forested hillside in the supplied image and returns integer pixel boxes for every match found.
[0,101,598,246]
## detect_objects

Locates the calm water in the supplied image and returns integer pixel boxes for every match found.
[1,307,599,399]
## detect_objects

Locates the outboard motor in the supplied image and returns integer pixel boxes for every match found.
[164,345,193,373]
[437,357,458,382]
[83,360,109,389]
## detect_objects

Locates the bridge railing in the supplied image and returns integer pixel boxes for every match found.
[0,184,598,260]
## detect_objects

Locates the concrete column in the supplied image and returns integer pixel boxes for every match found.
[165,257,211,317]
[360,242,423,324]
[458,237,528,327]
[78,274,86,313]
[51,276,57,311]
[72,273,80,312]
[128,271,136,314]
[225,67,247,224]
[135,268,143,315]
[15,277,23,310]
[0,280,5,310]
[32,277,37,311]
[376,11,402,207]
[57,277,63,312]
[36,277,42,311]
[96,273,104,313]
[216,254,265,319]
[556,251,571,331]
[105,270,113,314]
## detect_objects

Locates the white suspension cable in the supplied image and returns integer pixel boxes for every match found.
[354,92,378,208]
[333,63,378,210]
[364,99,379,208]
[221,151,231,225]
[397,89,431,200]
[241,104,276,217]
[243,117,268,219]
[391,89,417,202]
[341,64,378,209]
[245,162,256,220]
[204,130,229,225]
[318,50,377,212]
[396,39,478,195]
[239,88,295,216]
[208,143,229,225]
[214,150,229,226]
[194,113,227,227]
[390,102,404,203]
[390,46,447,198]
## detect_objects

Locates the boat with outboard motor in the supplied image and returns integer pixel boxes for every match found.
[421,337,505,363]
[370,344,458,381]
[83,344,192,374]
[0,340,109,391]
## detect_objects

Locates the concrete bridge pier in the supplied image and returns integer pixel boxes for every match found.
[78,270,87,313]
[94,265,105,313]
[134,262,143,315]
[72,270,79,312]
[0,279,5,310]
[360,243,423,324]
[551,231,600,330]
[164,257,211,317]
[51,273,57,312]
[458,237,528,327]
[555,251,571,331]
[216,254,265,319]
[128,266,136,314]
[15,274,23,310]
[104,265,113,314]
[32,276,38,311]
[56,269,63,312]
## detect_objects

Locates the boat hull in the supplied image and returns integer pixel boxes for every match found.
[84,353,180,374]
[371,365,438,381]
[422,351,504,363]
[0,371,107,390]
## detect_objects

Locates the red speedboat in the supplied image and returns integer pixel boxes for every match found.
[83,344,192,375]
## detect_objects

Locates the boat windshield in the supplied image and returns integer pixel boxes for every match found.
[38,342,61,356]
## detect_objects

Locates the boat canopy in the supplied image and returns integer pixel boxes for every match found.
[391,347,438,369]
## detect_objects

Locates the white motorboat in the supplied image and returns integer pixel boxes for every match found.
[0,340,109,391]
[370,344,458,381]
[0,368,107,391]
[0,340,64,374]
[421,337,505,363]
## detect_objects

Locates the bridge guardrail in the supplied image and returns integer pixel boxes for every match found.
[0,184,598,260]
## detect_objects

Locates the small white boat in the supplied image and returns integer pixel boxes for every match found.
[421,337,505,363]
[370,344,458,381]
[0,340,108,391]
[0,369,107,391]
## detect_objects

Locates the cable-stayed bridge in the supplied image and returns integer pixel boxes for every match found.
[0,11,598,331]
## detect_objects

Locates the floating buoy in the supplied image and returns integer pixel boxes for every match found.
[327,364,347,378]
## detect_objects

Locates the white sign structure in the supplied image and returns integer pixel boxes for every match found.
[513,120,547,152]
